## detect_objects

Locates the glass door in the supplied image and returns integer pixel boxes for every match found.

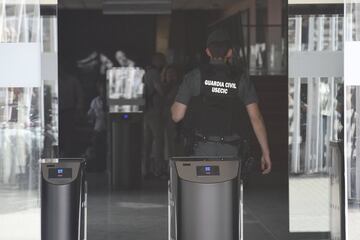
[0,1,42,239]
[288,7,344,237]
[0,1,58,239]
[345,1,360,239]
[41,5,58,158]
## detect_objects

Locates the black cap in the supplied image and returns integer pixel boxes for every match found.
[206,29,231,47]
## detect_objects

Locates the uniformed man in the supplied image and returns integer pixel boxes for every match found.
[171,30,272,174]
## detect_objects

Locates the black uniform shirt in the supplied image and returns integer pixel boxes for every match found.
[175,61,258,106]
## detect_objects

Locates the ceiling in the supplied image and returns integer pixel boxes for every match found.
[59,0,241,10]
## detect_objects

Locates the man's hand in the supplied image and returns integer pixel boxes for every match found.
[261,154,272,175]
[246,103,272,175]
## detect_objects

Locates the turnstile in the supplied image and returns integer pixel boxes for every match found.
[41,158,87,240]
[109,112,142,190]
[169,157,243,240]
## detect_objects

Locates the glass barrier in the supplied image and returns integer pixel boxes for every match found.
[41,14,58,157]
[246,25,287,76]
[345,1,360,239]
[289,13,344,234]
[345,86,360,240]
[329,138,345,240]
[289,77,343,175]
[0,1,42,239]
[345,0,360,41]
[289,15,343,52]
[211,11,286,76]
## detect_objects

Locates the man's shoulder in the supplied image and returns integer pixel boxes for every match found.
[184,68,201,81]
[181,68,201,93]
[175,68,201,101]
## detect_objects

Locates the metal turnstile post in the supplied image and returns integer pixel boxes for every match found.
[41,158,87,240]
[169,157,242,240]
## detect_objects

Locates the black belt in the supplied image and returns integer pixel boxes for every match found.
[194,133,242,145]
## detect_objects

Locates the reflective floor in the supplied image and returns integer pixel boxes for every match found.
[348,208,360,239]
[1,171,334,240]
[87,171,289,240]
[0,188,40,240]
[0,207,40,240]
[289,176,330,232]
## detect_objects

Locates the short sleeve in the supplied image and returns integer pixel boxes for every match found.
[238,74,258,105]
[175,69,201,105]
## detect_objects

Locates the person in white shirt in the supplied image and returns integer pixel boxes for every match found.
[88,82,106,132]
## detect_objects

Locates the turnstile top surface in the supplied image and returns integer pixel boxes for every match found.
[41,158,85,185]
[171,156,239,162]
[174,160,240,184]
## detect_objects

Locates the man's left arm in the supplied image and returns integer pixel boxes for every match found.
[246,103,272,174]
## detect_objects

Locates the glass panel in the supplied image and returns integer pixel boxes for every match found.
[289,12,344,235]
[345,0,360,41]
[248,25,286,75]
[289,15,343,52]
[329,81,345,240]
[41,15,58,157]
[345,1,360,240]
[41,16,57,53]
[212,10,286,76]
[289,77,342,232]
[346,86,360,240]
[0,1,42,239]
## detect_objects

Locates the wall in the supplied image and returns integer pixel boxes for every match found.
[156,15,171,54]
[168,10,220,69]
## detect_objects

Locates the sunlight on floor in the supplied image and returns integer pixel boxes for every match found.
[0,208,40,240]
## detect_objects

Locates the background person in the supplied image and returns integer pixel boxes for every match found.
[161,65,183,167]
[59,68,84,157]
[86,81,107,172]
[143,53,167,178]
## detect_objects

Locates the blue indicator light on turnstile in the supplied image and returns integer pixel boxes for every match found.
[122,114,129,120]
[57,168,64,174]
[205,166,211,172]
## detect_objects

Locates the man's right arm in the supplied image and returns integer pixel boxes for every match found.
[239,75,271,174]
[171,69,200,123]
[171,102,187,123]
[246,103,271,174]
